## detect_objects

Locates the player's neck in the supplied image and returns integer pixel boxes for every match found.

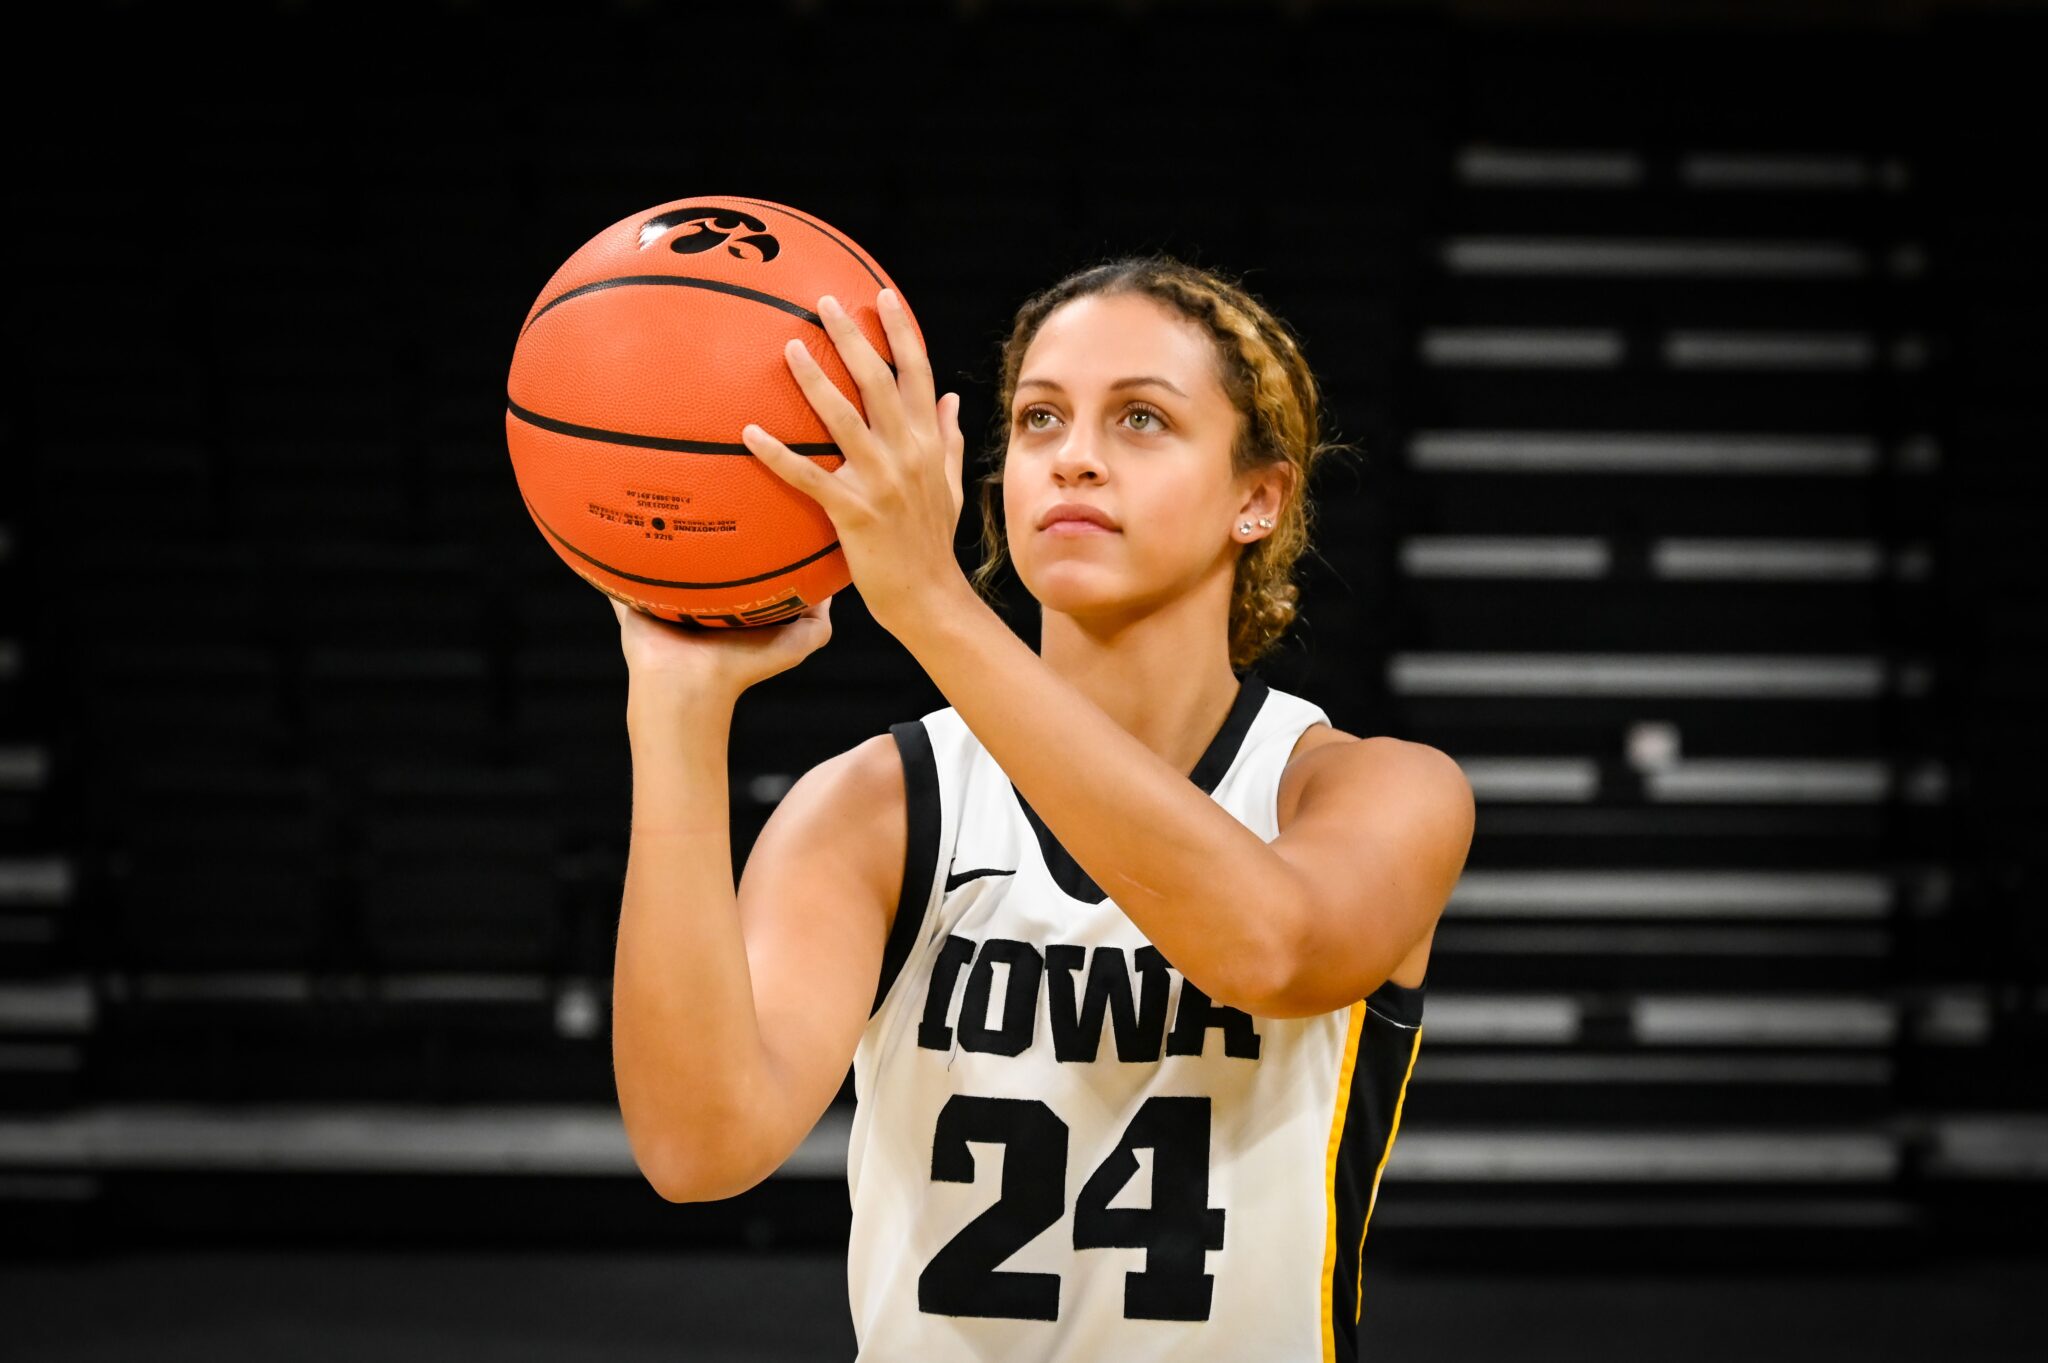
[1034,587,1243,781]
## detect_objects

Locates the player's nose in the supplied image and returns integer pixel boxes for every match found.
[1051,428,1107,484]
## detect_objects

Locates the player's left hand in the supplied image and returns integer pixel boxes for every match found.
[741,289,968,636]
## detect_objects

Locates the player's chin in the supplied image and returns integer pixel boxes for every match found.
[1018,560,1148,616]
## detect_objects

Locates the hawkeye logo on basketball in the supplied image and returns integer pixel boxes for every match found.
[636,207,781,261]
[916,934,1263,1063]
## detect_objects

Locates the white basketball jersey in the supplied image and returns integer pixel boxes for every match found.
[845,674,1428,1363]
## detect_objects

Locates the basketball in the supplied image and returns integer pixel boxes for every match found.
[505,195,923,627]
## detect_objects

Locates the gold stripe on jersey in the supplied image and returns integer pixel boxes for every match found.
[1353,1024,1425,1323]
[1319,999,1369,1363]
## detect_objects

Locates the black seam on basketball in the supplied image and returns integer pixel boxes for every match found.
[521,273,824,337]
[520,492,842,589]
[728,198,886,287]
[725,199,904,374]
[505,399,840,457]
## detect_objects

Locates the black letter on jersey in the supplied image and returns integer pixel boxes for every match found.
[956,938,1043,1056]
[1047,944,1172,1063]
[1166,980,1263,1060]
[917,934,977,1051]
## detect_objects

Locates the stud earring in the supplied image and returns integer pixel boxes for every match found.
[1257,517,1275,529]
[1238,520,1254,535]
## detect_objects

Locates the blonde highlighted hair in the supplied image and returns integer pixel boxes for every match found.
[970,253,1352,669]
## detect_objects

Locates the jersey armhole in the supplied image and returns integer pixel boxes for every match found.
[870,719,941,1017]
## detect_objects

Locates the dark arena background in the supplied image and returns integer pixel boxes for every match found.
[6,0,2046,1358]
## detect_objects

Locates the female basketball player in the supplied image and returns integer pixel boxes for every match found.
[609,255,1474,1362]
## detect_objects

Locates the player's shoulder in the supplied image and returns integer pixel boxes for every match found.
[787,730,907,819]
[745,730,911,915]
[778,707,965,832]
[1279,722,1470,822]
[1286,724,1466,780]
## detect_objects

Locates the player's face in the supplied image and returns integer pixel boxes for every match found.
[1003,293,1249,623]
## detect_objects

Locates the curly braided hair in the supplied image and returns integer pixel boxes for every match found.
[970,253,1351,669]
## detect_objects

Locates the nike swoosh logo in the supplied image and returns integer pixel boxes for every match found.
[944,866,1015,892]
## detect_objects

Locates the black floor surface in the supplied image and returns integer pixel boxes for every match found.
[2,1248,2039,1361]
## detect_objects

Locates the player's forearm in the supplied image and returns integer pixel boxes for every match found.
[611,681,777,1198]
[887,583,1304,1010]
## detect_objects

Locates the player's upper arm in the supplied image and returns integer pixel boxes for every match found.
[723,730,909,1189]
[1259,736,1474,1018]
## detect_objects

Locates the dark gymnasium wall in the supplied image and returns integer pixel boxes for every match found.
[6,0,2047,1256]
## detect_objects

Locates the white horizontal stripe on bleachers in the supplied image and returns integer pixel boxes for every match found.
[1440,237,1870,277]
[1633,995,1897,1046]
[1462,755,1944,807]
[1455,146,1643,187]
[1410,430,1877,474]
[1663,330,1875,369]
[0,746,49,790]
[1387,1128,1899,1181]
[377,974,551,1004]
[0,1102,854,1181]
[1391,1196,1916,1228]
[0,1106,1938,1184]
[0,1042,81,1073]
[1435,990,1926,1052]
[1645,759,1901,803]
[1459,757,1601,802]
[1389,652,1891,698]
[1403,995,1582,1044]
[1653,537,1886,579]
[1420,328,1624,367]
[123,972,585,1008]
[1924,1115,2048,1179]
[1400,536,1609,577]
[0,857,71,907]
[1419,1054,1892,1085]
[0,977,94,1032]
[1679,153,1873,190]
[0,1103,642,1175]
[1449,869,1895,918]
[1403,535,1928,581]
[134,973,314,1003]
[1440,924,1891,957]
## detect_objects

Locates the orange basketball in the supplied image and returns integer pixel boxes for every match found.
[505,195,922,627]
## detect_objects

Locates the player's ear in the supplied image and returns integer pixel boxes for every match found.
[1237,461,1292,528]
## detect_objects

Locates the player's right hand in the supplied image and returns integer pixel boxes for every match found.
[608,593,832,698]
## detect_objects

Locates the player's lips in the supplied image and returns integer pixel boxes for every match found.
[1037,502,1120,534]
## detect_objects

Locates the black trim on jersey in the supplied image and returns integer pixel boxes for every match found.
[1011,673,1272,905]
[1328,972,1428,1361]
[873,720,942,1018]
[1364,972,1427,1027]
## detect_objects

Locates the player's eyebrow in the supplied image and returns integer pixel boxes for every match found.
[1016,376,1189,399]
